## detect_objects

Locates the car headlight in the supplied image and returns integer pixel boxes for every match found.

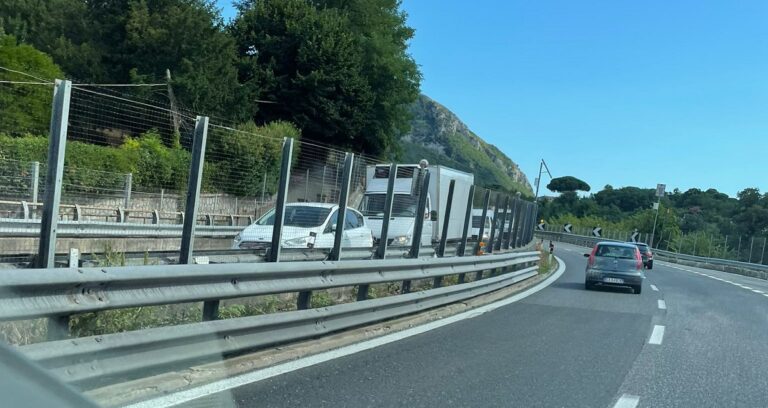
[391,235,411,245]
[233,233,241,243]
[284,236,312,246]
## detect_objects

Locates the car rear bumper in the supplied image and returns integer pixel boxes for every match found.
[586,270,644,287]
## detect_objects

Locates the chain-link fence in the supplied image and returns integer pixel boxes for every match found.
[0,78,540,268]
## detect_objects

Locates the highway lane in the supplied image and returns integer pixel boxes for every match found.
[179,243,768,408]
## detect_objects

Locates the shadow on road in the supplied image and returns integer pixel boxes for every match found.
[553,281,636,295]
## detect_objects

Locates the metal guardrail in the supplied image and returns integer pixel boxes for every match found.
[2,250,539,386]
[0,251,538,321]
[22,264,538,386]
[0,218,242,238]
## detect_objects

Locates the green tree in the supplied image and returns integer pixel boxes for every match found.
[314,0,421,155]
[232,0,374,152]
[547,176,591,193]
[0,35,64,135]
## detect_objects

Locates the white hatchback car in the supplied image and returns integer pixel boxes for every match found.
[232,203,374,250]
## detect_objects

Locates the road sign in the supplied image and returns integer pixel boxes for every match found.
[537,222,546,231]
[592,227,602,237]
[656,183,666,198]
[652,202,659,210]
[630,230,639,243]
[563,223,572,233]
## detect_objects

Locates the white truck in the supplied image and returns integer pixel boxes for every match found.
[359,163,474,246]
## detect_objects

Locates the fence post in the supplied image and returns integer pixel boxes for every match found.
[123,172,132,208]
[723,235,728,258]
[511,198,524,248]
[434,179,456,288]
[267,139,293,264]
[761,237,766,265]
[30,161,40,203]
[456,185,475,284]
[503,198,517,250]
[487,194,501,255]
[749,237,755,263]
[304,168,310,202]
[37,79,72,340]
[176,117,212,319]
[736,236,742,261]
[496,196,510,252]
[374,164,398,260]
[473,190,491,280]
[402,170,431,293]
[359,164,397,301]
[299,153,353,310]
[261,172,267,206]
[179,116,208,264]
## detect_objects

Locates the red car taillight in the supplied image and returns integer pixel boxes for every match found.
[635,249,643,270]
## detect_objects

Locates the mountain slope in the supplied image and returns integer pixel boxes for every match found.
[399,94,532,196]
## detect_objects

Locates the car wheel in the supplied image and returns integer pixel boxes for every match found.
[633,285,642,294]
[647,260,653,270]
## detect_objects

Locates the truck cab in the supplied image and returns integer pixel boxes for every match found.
[359,165,432,246]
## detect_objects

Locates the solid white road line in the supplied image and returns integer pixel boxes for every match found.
[124,259,569,408]
[613,394,640,408]
[650,284,659,292]
[657,299,667,310]
[649,325,665,345]
[751,289,764,294]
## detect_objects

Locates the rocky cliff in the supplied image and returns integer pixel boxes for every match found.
[399,94,533,195]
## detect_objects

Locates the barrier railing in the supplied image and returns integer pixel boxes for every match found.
[2,249,539,388]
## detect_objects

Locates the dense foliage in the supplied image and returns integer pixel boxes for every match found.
[0,35,63,135]
[0,0,420,156]
[540,184,768,258]
[546,176,590,193]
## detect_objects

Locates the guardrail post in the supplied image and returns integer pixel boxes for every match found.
[37,79,72,340]
[487,194,502,255]
[473,190,491,280]
[30,161,40,204]
[433,179,456,288]
[402,170,430,293]
[299,153,353,310]
[123,172,132,208]
[152,209,160,224]
[21,201,30,220]
[178,116,213,319]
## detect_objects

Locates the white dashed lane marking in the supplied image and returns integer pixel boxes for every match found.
[649,325,665,345]
[613,394,640,408]
[657,299,666,310]
[650,284,659,292]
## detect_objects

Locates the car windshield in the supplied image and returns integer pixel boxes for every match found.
[596,245,637,259]
[360,194,419,217]
[256,206,332,228]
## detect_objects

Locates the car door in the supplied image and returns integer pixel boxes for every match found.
[343,209,367,248]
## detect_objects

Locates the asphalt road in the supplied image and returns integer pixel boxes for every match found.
[181,242,768,408]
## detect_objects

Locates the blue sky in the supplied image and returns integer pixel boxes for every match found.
[217,1,768,197]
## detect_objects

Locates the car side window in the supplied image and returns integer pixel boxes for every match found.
[326,210,339,233]
[345,209,359,230]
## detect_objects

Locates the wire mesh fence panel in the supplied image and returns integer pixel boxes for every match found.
[0,78,56,255]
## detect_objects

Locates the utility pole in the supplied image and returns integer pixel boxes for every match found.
[533,159,552,201]
[650,183,665,248]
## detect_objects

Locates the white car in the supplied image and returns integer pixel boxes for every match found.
[232,203,374,250]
